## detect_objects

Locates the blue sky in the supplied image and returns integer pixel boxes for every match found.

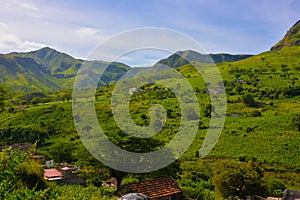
[0,0,299,66]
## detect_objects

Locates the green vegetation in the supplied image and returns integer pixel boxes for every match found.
[1,23,300,199]
[0,148,117,200]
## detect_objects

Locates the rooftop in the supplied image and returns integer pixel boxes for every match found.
[125,177,181,199]
[44,168,62,179]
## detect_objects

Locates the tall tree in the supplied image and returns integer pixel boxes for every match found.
[212,159,264,199]
[0,86,8,110]
[292,113,300,131]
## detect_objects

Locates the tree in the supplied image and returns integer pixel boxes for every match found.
[109,130,169,190]
[251,110,262,117]
[31,97,42,105]
[0,86,8,110]
[292,113,300,131]
[204,104,214,118]
[212,159,264,199]
[47,141,74,163]
[242,94,256,107]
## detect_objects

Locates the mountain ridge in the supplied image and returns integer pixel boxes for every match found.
[0,47,255,93]
[154,50,253,68]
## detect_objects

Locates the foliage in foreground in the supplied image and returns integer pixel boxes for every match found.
[0,149,116,200]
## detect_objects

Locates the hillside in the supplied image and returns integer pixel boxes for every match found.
[1,20,300,200]
[1,45,300,164]
[0,42,299,196]
[0,47,130,92]
[155,50,253,68]
[271,20,300,50]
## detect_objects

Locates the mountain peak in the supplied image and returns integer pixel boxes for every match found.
[34,46,56,53]
[271,20,300,51]
[154,50,253,68]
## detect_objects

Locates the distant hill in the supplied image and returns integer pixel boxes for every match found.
[2,20,300,93]
[0,47,130,92]
[271,20,300,51]
[154,50,253,68]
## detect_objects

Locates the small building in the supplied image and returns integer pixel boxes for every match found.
[116,177,182,200]
[266,197,281,200]
[282,189,300,200]
[31,155,54,168]
[129,87,143,95]
[102,177,117,188]
[44,165,85,185]
[61,167,72,178]
[45,159,54,168]
[44,168,64,181]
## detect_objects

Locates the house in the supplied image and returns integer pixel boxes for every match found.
[102,177,117,188]
[31,155,54,168]
[282,189,300,200]
[116,177,182,200]
[44,167,85,185]
[45,159,54,168]
[60,162,74,168]
[266,197,281,200]
[129,87,143,95]
[44,168,64,181]
[229,112,242,117]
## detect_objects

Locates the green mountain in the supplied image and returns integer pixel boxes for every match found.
[0,21,300,198]
[271,20,300,51]
[154,50,253,68]
[0,47,130,92]
[1,20,300,94]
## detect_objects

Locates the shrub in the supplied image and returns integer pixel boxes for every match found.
[251,110,262,117]
[17,160,47,190]
[267,178,286,197]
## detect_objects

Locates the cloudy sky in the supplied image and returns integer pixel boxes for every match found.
[0,0,299,66]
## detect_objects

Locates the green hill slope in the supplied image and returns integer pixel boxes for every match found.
[271,20,300,50]
[0,47,130,92]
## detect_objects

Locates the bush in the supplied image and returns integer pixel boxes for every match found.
[17,160,47,190]
[267,178,286,197]
[242,94,257,107]
[251,110,262,117]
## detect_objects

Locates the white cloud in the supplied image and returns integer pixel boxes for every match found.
[2,0,39,18]
[20,2,38,11]
[76,27,110,43]
[0,22,45,53]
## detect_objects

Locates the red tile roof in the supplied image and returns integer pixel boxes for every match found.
[127,177,181,199]
[44,168,62,178]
